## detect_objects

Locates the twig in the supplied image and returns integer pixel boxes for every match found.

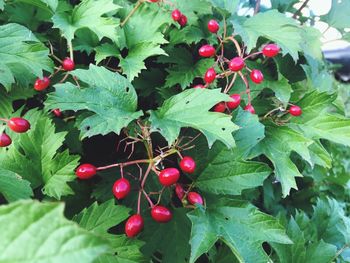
[292,0,310,19]
[120,0,144,27]
[254,0,261,15]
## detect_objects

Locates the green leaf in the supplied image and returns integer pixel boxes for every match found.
[149,88,238,148]
[0,23,52,90]
[251,123,313,197]
[0,200,109,262]
[0,0,4,10]
[52,0,120,42]
[14,0,58,13]
[0,168,33,202]
[0,110,80,199]
[320,0,350,30]
[233,10,303,61]
[46,65,143,138]
[188,201,292,263]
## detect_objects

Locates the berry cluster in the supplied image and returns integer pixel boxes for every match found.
[171,9,187,27]
[0,117,31,147]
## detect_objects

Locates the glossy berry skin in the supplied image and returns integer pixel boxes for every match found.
[113,178,131,199]
[204,68,216,84]
[214,102,226,113]
[244,104,255,114]
[199,45,216,57]
[289,105,302,116]
[193,84,205,89]
[151,206,172,223]
[75,164,97,179]
[180,156,196,174]
[158,168,180,186]
[178,15,187,27]
[172,9,182,21]
[250,69,264,84]
[53,109,62,118]
[226,94,241,110]
[62,58,75,71]
[8,118,30,133]
[125,214,144,238]
[262,44,280,57]
[0,133,12,147]
[229,57,245,72]
[149,0,159,2]
[34,77,50,91]
[187,192,204,205]
[175,184,185,200]
[207,19,219,33]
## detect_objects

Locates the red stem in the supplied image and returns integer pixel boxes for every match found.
[0,118,9,123]
[96,159,150,171]
[142,190,154,208]
[137,190,142,214]
[244,51,263,60]
[238,71,251,103]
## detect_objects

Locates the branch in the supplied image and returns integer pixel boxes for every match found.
[292,0,310,19]
[254,0,261,15]
[120,0,144,27]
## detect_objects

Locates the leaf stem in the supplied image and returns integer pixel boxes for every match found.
[68,41,74,60]
[121,0,144,27]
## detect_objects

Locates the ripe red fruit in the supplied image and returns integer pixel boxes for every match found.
[244,104,255,114]
[75,163,97,179]
[178,15,187,27]
[125,214,144,238]
[8,117,30,133]
[149,0,159,2]
[193,84,205,89]
[289,105,302,116]
[204,68,216,84]
[199,45,216,57]
[214,102,226,113]
[250,69,264,84]
[207,19,219,33]
[187,192,204,205]
[175,184,185,200]
[226,94,241,110]
[229,57,245,71]
[53,109,62,117]
[62,58,75,71]
[151,206,172,223]
[34,77,50,91]
[172,9,182,21]
[0,133,12,147]
[179,156,196,174]
[262,44,280,57]
[113,178,131,199]
[159,168,180,186]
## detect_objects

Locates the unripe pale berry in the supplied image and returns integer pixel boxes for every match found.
[204,68,216,84]
[75,164,97,179]
[250,69,264,84]
[262,44,280,57]
[8,117,30,133]
[172,9,182,21]
[113,178,131,199]
[158,168,180,186]
[179,156,196,174]
[0,133,12,147]
[34,77,50,91]
[187,192,204,205]
[62,58,75,71]
[125,214,144,237]
[289,105,302,116]
[214,102,226,113]
[244,104,255,114]
[229,57,245,72]
[226,94,241,110]
[193,84,205,89]
[207,19,219,33]
[151,206,172,223]
[198,45,216,58]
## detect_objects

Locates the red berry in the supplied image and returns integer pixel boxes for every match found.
[151,206,172,223]
[8,117,30,133]
[62,58,75,71]
[244,104,255,114]
[178,15,187,27]
[193,84,205,89]
[262,44,280,57]
[113,178,131,200]
[34,77,50,91]
[179,156,196,174]
[75,163,97,179]
[158,168,180,186]
[214,102,226,113]
[187,192,204,205]
[175,184,185,200]
[229,57,245,71]
[207,19,219,33]
[204,68,216,84]
[0,133,12,147]
[226,94,241,110]
[125,214,144,238]
[149,0,159,2]
[289,105,302,116]
[250,69,264,84]
[52,109,62,117]
[172,9,182,21]
[199,45,216,57]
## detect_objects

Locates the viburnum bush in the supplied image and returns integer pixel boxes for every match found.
[0,0,350,262]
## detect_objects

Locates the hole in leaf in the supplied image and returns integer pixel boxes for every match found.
[126,87,130,92]
[225,217,229,220]
[86,126,91,131]
[222,128,226,131]
[185,101,190,104]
